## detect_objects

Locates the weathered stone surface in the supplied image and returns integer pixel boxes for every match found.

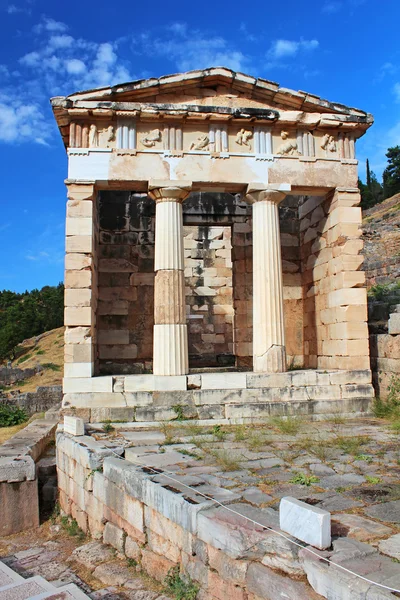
[246,562,322,599]
[93,562,135,586]
[70,542,114,571]
[103,522,126,553]
[379,534,400,560]
[331,514,392,541]
[365,501,400,524]
[280,497,331,550]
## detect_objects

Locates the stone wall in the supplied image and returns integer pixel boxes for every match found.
[0,365,41,386]
[300,189,369,370]
[0,385,62,416]
[97,192,155,375]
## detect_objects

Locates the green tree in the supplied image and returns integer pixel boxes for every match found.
[383,146,400,199]
[359,160,383,210]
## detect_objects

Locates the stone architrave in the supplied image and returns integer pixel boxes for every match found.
[245,183,291,373]
[148,181,192,376]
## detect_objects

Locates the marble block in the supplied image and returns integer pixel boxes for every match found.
[64,416,85,437]
[280,496,331,550]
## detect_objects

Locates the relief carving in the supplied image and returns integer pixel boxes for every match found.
[321,133,337,153]
[235,129,253,150]
[276,130,299,156]
[141,129,162,147]
[107,125,115,143]
[190,134,210,151]
[89,124,98,148]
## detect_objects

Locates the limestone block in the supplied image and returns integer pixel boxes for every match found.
[66,217,93,236]
[280,497,331,550]
[65,326,92,344]
[147,529,182,562]
[65,288,92,307]
[246,563,320,600]
[125,536,141,560]
[103,521,126,553]
[144,506,193,555]
[389,312,400,334]
[65,253,93,270]
[65,307,93,326]
[124,375,187,392]
[318,355,370,370]
[325,206,361,230]
[328,322,368,340]
[326,223,361,246]
[66,235,94,254]
[63,377,113,394]
[201,372,247,390]
[98,330,129,345]
[320,304,368,325]
[246,372,292,388]
[327,288,367,308]
[67,183,95,202]
[99,345,138,359]
[64,362,94,378]
[0,456,36,482]
[322,338,369,357]
[340,384,374,399]
[65,343,94,363]
[329,255,364,275]
[65,270,93,289]
[67,199,94,218]
[64,416,85,436]
[329,370,371,385]
[141,548,176,582]
[63,392,127,409]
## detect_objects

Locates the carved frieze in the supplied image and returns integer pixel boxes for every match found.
[276,130,299,156]
[141,129,162,148]
[235,129,252,150]
[189,134,210,151]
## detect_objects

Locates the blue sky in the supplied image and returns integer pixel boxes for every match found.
[1,0,399,293]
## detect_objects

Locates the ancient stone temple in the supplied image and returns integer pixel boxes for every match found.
[52,67,375,422]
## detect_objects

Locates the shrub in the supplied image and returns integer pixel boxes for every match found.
[373,375,400,418]
[0,404,28,427]
[164,566,199,600]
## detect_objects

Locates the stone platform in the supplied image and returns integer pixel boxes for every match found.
[62,369,374,423]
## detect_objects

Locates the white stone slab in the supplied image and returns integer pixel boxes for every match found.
[280,496,331,550]
[63,377,113,393]
[31,582,91,599]
[0,576,54,599]
[64,363,94,378]
[64,416,85,437]
[200,372,247,390]
[124,375,187,392]
[68,149,111,180]
[0,562,23,587]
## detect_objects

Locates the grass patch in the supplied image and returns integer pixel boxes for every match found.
[373,376,400,419]
[208,449,241,471]
[334,435,371,455]
[247,431,267,451]
[172,404,185,421]
[270,416,301,435]
[164,566,199,600]
[36,349,45,355]
[390,420,400,433]
[60,516,85,540]
[212,424,227,442]
[42,362,61,371]
[161,423,179,445]
[178,448,201,460]
[365,475,382,485]
[354,454,373,463]
[289,471,320,486]
[101,420,114,433]
[16,353,32,364]
[233,424,247,441]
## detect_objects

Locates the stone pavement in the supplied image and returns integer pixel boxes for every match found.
[0,526,172,600]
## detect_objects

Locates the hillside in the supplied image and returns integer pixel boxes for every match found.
[362,193,400,287]
[2,327,64,393]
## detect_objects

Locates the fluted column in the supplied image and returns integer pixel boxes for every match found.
[245,183,291,373]
[148,180,192,376]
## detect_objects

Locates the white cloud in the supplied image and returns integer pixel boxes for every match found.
[321,1,343,13]
[33,17,68,34]
[65,59,86,75]
[6,3,31,15]
[268,38,319,60]
[144,26,249,72]
[0,99,51,145]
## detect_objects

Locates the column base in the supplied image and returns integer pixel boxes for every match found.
[254,345,287,373]
[153,324,189,376]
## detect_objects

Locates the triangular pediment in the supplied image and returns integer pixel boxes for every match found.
[53,67,371,119]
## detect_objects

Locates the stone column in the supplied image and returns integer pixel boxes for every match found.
[245,183,291,373]
[148,180,192,376]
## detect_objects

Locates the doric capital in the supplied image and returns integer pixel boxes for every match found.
[65,180,96,202]
[245,182,291,206]
[148,180,192,203]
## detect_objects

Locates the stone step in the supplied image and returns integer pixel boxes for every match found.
[0,562,24,588]
[0,576,54,599]
[30,583,91,599]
